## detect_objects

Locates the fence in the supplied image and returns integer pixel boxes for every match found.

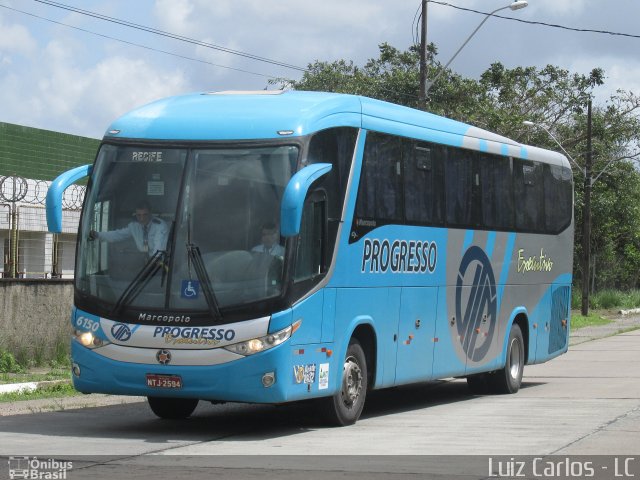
[0,175,84,279]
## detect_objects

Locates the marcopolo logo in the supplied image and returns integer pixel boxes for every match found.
[455,246,497,362]
[111,323,132,342]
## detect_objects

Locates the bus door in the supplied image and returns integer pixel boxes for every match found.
[394,287,437,384]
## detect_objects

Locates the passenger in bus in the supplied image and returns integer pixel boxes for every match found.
[251,222,284,258]
[89,200,169,256]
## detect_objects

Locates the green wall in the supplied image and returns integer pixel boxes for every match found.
[0,122,100,181]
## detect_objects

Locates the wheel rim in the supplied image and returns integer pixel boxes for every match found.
[509,337,522,380]
[341,355,363,408]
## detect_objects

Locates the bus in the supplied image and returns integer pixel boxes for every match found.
[46,91,573,426]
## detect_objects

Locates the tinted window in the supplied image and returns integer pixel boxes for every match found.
[445,149,477,227]
[514,160,545,231]
[356,132,403,222]
[353,131,572,237]
[479,154,514,230]
[544,164,573,233]
[404,142,445,225]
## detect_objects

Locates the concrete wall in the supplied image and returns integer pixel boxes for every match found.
[0,280,74,364]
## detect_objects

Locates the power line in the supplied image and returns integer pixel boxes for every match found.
[412,4,422,48]
[428,1,640,40]
[1,1,419,102]
[31,0,308,71]
[0,3,278,78]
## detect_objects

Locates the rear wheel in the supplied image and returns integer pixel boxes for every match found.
[489,324,525,394]
[321,339,368,426]
[147,397,199,419]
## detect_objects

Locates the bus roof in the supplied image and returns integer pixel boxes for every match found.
[105,90,569,167]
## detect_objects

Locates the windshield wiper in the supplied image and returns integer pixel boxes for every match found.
[111,250,167,316]
[186,243,222,321]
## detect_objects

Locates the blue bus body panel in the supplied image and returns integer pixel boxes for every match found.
[71,339,346,403]
[105,92,362,141]
[71,307,342,403]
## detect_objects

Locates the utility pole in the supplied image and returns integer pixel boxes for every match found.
[581,99,593,316]
[419,0,428,107]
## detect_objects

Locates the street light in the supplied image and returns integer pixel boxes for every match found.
[522,121,585,176]
[424,1,528,96]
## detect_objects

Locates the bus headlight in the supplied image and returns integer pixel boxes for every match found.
[74,329,107,349]
[224,320,301,356]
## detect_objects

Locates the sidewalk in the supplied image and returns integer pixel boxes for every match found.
[570,311,640,345]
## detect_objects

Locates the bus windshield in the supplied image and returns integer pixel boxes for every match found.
[76,143,298,319]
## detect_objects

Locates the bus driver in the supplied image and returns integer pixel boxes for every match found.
[251,222,285,258]
[89,201,168,256]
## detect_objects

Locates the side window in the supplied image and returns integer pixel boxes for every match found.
[479,154,514,230]
[404,142,445,225]
[445,148,478,227]
[91,200,110,274]
[307,127,358,262]
[514,160,545,232]
[544,164,573,233]
[293,195,326,283]
[355,132,403,222]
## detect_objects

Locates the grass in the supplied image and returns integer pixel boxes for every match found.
[0,367,70,385]
[0,381,78,403]
[570,288,640,331]
[573,288,640,310]
[571,312,612,330]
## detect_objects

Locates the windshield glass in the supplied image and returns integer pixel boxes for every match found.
[76,143,298,318]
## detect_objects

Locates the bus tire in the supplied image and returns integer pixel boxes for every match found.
[490,324,524,394]
[147,396,199,419]
[321,339,368,426]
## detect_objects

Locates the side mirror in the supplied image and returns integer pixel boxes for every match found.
[46,164,93,233]
[280,163,332,237]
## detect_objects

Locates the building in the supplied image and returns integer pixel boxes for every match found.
[0,122,100,278]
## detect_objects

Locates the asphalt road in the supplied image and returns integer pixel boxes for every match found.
[0,326,638,479]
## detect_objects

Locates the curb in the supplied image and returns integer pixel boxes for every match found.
[0,379,69,395]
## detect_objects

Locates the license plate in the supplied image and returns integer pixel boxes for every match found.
[146,374,183,389]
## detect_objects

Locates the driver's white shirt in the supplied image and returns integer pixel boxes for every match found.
[96,217,168,256]
[251,243,285,257]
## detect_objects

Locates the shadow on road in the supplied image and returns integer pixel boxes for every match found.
[0,378,547,445]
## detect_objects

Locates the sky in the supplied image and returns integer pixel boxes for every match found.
[1,0,640,139]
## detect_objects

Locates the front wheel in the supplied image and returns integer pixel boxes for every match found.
[147,397,199,419]
[490,324,525,394]
[321,339,368,426]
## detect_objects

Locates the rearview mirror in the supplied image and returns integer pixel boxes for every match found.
[46,164,93,233]
[280,163,332,237]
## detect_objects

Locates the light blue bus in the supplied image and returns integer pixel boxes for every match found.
[47,91,573,425]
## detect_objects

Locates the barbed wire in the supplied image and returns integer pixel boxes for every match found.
[62,185,85,210]
[0,176,28,203]
[0,175,85,209]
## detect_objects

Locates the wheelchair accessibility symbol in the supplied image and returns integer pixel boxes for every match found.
[181,280,200,299]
